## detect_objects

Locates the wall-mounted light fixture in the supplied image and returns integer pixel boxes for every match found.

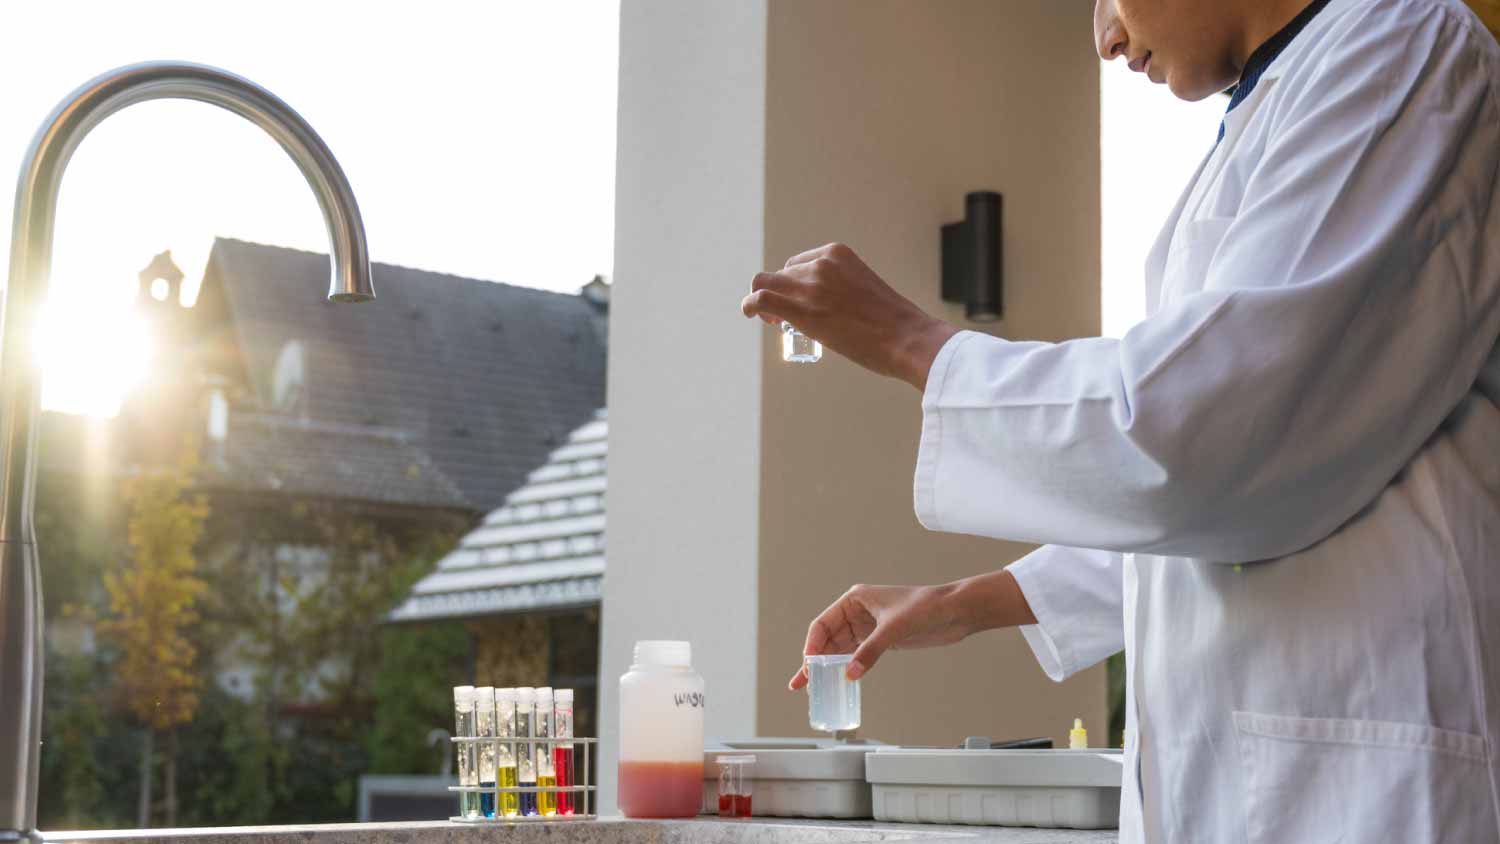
[941,191,1003,322]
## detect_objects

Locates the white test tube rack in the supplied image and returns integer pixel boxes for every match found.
[447,734,597,823]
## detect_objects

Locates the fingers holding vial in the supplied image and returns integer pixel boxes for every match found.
[743,243,957,385]
[743,273,822,363]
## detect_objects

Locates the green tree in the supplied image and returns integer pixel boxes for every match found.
[98,445,208,828]
[40,649,107,829]
[199,499,464,819]
[368,621,472,774]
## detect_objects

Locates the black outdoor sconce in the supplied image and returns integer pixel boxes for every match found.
[942,191,1003,322]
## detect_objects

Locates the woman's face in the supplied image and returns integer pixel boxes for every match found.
[1094,0,1244,101]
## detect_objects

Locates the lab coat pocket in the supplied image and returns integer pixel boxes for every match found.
[1233,711,1494,844]
[1160,216,1233,306]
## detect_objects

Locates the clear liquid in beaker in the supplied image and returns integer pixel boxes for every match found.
[805,655,861,733]
[782,323,823,363]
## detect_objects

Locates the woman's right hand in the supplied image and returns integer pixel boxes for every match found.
[787,571,1035,690]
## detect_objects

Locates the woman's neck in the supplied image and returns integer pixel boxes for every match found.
[1233,0,1318,71]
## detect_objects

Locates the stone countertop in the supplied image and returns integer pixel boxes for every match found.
[42,818,1118,844]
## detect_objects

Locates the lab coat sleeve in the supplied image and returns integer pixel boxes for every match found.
[915,2,1500,562]
[1007,545,1124,682]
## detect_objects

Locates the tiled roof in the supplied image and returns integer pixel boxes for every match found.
[201,413,470,511]
[201,238,607,512]
[389,409,606,622]
[38,411,470,514]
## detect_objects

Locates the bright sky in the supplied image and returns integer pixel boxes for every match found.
[0,1,620,416]
[3,4,1217,415]
[1100,60,1227,338]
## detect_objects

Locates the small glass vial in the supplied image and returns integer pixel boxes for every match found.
[475,687,498,818]
[516,687,538,816]
[805,654,861,733]
[554,689,576,815]
[716,755,755,818]
[452,686,481,819]
[782,323,822,363]
[536,687,557,816]
[496,688,520,817]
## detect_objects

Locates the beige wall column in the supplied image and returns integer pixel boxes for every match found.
[755,0,1107,748]
[606,0,1107,814]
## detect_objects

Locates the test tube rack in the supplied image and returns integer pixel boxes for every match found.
[448,735,597,823]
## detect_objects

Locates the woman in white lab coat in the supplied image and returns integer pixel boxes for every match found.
[742,0,1500,841]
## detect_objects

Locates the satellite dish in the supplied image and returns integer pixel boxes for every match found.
[272,340,306,415]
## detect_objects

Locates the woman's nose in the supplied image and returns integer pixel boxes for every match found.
[1095,0,1129,61]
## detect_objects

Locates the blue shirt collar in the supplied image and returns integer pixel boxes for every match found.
[1218,0,1333,142]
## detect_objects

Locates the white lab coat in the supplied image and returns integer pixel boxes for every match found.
[914,0,1500,841]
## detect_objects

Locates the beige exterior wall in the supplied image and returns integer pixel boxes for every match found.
[606,0,1106,812]
[756,0,1107,748]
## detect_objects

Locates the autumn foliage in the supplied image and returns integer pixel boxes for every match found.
[100,447,209,732]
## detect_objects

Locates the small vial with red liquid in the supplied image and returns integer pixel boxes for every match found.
[716,754,755,819]
[554,689,576,815]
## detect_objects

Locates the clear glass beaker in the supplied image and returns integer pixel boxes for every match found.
[716,754,755,818]
[805,654,861,733]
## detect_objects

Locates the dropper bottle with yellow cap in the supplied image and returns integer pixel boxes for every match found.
[1069,718,1089,749]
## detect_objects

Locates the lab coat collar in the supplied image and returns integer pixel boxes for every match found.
[1219,0,1335,142]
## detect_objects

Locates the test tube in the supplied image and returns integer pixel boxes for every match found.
[475,687,498,818]
[516,687,538,816]
[782,322,823,363]
[496,688,520,817]
[554,689,575,815]
[452,686,480,819]
[536,687,557,816]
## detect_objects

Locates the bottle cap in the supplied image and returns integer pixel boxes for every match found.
[633,640,692,667]
[453,685,475,706]
[537,687,554,706]
[555,689,574,704]
[517,686,536,705]
[475,686,496,710]
[496,687,518,704]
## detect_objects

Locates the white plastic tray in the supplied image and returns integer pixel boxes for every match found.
[701,738,885,819]
[863,748,1123,829]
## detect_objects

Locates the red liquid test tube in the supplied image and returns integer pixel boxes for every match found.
[554,745,574,814]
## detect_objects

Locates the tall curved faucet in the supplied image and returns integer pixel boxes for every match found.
[0,62,374,841]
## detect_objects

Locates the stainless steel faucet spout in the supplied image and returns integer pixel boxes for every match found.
[0,62,374,840]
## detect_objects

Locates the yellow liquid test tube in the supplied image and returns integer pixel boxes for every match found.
[498,763,520,817]
[538,774,557,816]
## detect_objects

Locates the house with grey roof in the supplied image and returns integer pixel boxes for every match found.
[39,239,610,707]
[390,409,606,623]
[191,237,609,512]
[387,409,607,745]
